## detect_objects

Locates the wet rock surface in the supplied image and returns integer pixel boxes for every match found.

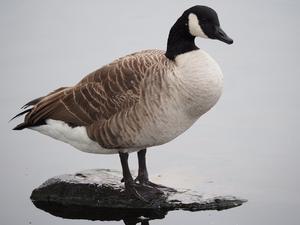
[30,169,247,222]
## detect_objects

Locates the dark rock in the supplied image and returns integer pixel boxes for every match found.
[30,169,247,222]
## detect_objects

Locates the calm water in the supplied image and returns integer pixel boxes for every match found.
[1,0,299,224]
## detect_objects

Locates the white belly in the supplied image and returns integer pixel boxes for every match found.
[31,119,139,154]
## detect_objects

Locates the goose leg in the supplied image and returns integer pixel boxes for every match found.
[135,149,149,184]
[119,152,147,202]
[135,149,165,189]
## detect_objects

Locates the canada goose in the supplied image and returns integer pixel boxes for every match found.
[12,5,233,200]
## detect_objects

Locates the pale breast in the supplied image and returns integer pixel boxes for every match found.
[175,49,223,118]
[133,49,223,147]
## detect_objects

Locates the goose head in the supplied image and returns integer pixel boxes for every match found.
[166,5,233,60]
[185,5,233,44]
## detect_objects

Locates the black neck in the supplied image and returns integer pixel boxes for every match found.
[165,18,199,60]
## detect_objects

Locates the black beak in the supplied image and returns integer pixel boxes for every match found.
[214,26,233,44]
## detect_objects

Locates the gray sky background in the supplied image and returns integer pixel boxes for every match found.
[0,0,299,224]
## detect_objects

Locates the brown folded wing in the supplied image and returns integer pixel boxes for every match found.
[23,50,167,129]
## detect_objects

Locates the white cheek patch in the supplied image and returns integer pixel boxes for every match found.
[188,13,208,38]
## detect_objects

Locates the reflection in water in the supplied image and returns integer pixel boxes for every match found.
[32,201,167,225]
[32,199,246,225]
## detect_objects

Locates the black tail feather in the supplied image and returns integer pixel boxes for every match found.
[13,122,29,130]
[10,108,32,122]
[10,108,33,130]
[21,97,43,109]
